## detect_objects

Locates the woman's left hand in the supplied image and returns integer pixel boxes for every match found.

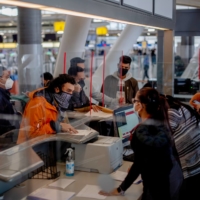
[99,188,120,196]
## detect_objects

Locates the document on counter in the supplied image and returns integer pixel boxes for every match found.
[76,185,106,199]
[27,188,75,200]
[111,171,142,184]
[85,110,113,118]
[58,129,93,136]
[49,178,75,189]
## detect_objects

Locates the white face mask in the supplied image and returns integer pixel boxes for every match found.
[133,105,141,119]
[5,78,14,90]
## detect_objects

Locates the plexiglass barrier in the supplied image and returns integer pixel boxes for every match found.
[0,49,200,199]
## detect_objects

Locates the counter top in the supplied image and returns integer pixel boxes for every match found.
[4,161,143,200]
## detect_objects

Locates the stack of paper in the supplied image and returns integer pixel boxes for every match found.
[27,188,75,200]
[76,185,106,199]
[49,179,75,189]
[58,129,92,136]
[85,110,113,118]
[111,171,142,184]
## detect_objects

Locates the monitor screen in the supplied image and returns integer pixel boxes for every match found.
[114,105,139,147]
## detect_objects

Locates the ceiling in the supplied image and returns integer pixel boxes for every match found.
[0,4,195,41]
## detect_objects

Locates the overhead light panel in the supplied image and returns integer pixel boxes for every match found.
[148,29,155,32]
[0,7,18,16]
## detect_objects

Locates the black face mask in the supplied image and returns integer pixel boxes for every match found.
[78,79,85,88]
[118,68,129,76]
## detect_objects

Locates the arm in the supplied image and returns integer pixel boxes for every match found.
[168,108,182,134]
[92,91,118,106]
[190,93,200,109]
[84,78,118,106]
[119,159,141,192]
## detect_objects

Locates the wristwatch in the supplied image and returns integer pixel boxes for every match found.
[117,187,125,196]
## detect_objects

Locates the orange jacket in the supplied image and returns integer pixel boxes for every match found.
[17,89,58,144]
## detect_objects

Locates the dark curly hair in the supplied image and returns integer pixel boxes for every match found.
[40,72,53,81]
[48,74,75,93]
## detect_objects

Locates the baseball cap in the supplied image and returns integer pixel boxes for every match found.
[70,57,85,66]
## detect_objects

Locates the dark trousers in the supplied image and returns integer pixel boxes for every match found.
[143,65,149,81]
[179,173,200,200]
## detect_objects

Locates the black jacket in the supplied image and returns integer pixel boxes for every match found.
[0,88,15,135]
[120,120,173,200]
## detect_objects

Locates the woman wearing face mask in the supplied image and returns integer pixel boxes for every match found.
[99,88,183,200]
[17,74,78,144]
[0,69,16,135]
[0,70,14,90]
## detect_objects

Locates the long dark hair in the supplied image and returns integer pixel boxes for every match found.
[137,87,171,131]
[165,95,199,126]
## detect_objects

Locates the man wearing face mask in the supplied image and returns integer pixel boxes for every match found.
[17,74,78,144]
[0,68,16,135]
[67,65,90,110]
[40,72,53,87]
[103,56,139,104]
[69,57,121,108]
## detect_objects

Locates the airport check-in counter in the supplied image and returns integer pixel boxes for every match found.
[0,111,125,197]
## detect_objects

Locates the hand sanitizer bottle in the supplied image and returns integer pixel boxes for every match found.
[65,148,74,176]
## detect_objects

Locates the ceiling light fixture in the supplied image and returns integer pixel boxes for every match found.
[148,29,155,32]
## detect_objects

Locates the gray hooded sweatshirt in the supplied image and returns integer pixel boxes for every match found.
[103,71,139,104]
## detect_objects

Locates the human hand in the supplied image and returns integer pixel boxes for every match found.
[74,84,82,93]
[91,105,101,112]
[118,97,125,104]
[99,188,120,196]
[60,123,78,134]
[22,91,29,97]
[195,104,200,113]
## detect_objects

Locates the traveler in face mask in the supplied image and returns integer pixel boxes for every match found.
[40,72,53,87]
[0,69,14,90]
[69,57,122,108]
[17,74,78,144]
[103,55,139,104]
[68,63,100,112]
[0,68,16,135]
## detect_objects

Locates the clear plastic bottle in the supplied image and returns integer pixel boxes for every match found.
[65,148,74,176]
[116,81,125,105]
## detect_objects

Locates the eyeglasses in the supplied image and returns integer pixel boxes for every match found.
[132,99,140,104]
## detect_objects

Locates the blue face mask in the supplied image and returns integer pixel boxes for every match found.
[53,92,72,111]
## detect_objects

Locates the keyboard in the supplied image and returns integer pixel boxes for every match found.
[123,148,134,162]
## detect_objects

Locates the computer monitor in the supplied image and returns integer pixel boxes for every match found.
[113,105,139,147]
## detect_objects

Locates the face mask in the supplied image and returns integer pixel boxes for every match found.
[118,68,129,76]
[133,104,141,119]
[5,78,14,90]
[53,92,72,111]
[78,79,85,88]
